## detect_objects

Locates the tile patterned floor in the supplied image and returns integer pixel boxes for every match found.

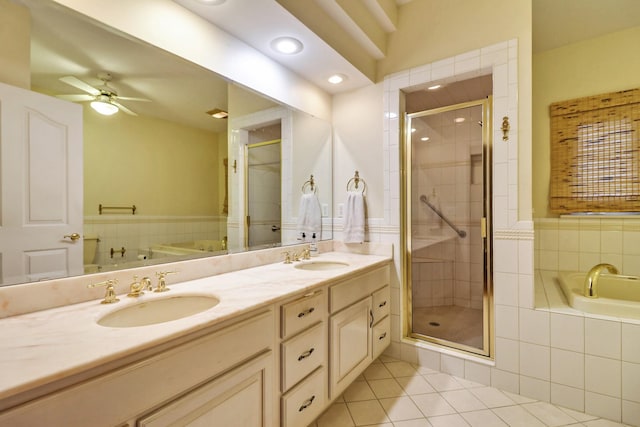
[309,356,631,427]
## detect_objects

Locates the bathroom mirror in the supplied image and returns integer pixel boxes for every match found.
[0,0,332,286]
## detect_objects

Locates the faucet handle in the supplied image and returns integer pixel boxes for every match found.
[301,247,311,260]
[282,251,292,264]
[155,271,178,292]
[87,279,120,304]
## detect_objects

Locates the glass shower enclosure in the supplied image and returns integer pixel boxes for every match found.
[405,98,492,356]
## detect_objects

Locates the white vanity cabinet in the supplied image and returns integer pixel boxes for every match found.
[0,310,275,427]
[0,254,393,427]
[328,265,390,399]
[279,290,327,427]
[137,351,272,427]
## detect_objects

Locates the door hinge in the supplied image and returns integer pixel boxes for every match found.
[481,217,487,238]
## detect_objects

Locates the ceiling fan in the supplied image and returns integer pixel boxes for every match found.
[57,72,150,116]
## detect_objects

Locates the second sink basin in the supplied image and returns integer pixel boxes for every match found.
[295,260,349,271]
[98,295,220,328]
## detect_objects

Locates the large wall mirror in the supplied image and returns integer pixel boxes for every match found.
[0,0,332,286]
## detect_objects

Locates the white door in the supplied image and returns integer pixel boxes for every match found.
[0,81,83,285]
[246,140,281,248]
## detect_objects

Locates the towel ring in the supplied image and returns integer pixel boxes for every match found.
[301,174,317,194]
[346,171,366,194]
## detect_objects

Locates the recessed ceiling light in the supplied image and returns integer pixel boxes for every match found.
[328,74,346,84]
[454,117,465,123]
[411,128,416,133]
[427,84,442,90]
[421,137,430,141]
[206,108,228,119]
[271,37,304,54]
[196,0,226,5]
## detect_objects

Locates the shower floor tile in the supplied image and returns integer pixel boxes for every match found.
[412,305,483,349]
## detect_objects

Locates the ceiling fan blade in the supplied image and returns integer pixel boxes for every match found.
[57,94,94,102]
[111,100,137,116]
[116,96,152,102]
[59,76,100,96]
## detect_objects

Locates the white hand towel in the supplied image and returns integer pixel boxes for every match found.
[297,193,322,236]
[343,191,365,243]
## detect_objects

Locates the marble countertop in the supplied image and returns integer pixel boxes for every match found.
[0,251,390,408]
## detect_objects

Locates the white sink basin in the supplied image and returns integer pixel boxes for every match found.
[294,261,349,271]
[98,295,220,328]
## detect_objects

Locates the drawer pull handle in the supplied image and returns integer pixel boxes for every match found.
[379,332,387,340]
[297,307,315,318]
[298,348,315,361]
[369,309,374,328]
[378,301,387,308]
[299,395,316,412]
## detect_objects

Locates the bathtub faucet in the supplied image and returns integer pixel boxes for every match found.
[584,263,618,298]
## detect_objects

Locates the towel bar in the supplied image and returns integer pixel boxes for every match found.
[99,204,136,215]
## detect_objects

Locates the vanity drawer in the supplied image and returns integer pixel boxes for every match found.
[372,315,391,360]
[330,265,389,313]
[281,290,325,339]
[372,285,390,323]
[281,322,325,392]
[281,367,326,427]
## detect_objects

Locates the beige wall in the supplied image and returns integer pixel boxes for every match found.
[0,0,30,89]
[532,26,640,218]
[83,104,221,216]
[379,0,530,78]
[332,83,385,219]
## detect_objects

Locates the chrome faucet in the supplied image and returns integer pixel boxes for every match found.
[584,263,618,298]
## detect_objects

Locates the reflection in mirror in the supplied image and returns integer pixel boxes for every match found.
[246,136,282,249]
[0,0,332,286]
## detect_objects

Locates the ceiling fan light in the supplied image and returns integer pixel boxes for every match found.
[90,100,119,116]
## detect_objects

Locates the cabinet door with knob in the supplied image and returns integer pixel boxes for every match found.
[328,264,390,400]
[329,297,373,398]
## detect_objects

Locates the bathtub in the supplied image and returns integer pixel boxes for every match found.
[557,271,640,319]
[149,240,226,258]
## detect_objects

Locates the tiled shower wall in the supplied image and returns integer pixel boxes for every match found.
[411,104,485,310]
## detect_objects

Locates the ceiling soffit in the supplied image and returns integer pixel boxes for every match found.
[275,0,399,82]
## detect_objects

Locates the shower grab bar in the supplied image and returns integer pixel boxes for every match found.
[419,195,467,238]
